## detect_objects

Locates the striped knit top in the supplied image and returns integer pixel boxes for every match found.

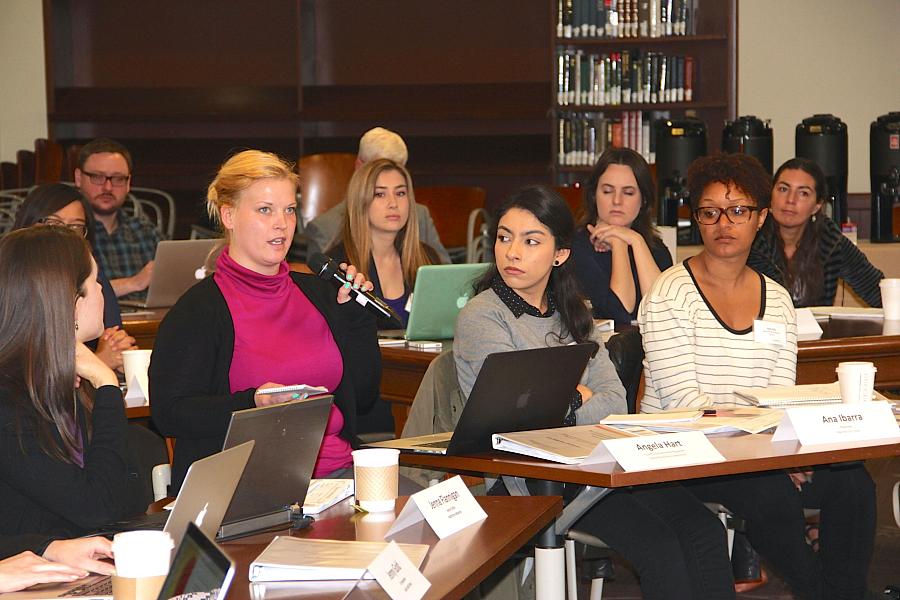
[638,259,797,412]
[747,217,883,308]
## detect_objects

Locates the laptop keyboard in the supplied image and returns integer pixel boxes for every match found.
[418,439,451,449]
[62,577,112,597]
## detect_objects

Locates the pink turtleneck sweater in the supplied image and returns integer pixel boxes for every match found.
[214,248,352,477]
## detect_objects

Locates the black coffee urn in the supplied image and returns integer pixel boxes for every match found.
[655,116,707,244]
[870,112,900,243]
[723,116,773,175]
[795,114,848,225]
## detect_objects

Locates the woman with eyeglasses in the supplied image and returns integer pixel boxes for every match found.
[12,184,137,371]
[748,157,883,307]
[638,154,875,600]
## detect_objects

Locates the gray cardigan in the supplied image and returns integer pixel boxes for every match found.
[453,289,627,424]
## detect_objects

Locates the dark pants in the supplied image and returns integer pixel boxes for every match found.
[574,483,735,600]
[685,463,875,600]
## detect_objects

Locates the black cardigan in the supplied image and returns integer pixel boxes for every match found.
[149,272,386,492]
[0,386,140,540]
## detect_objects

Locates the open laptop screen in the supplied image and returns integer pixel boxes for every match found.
[158,522,235,600]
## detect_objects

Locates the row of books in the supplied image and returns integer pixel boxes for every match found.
[557,110,672,167]
[557,49,694,106]
[557,0,698,39]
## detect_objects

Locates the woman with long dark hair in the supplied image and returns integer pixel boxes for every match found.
[748,157,883,307]
[572,148,673,325]
[12,183,136,370]
[455,186,735,599]
[0,226,142,574]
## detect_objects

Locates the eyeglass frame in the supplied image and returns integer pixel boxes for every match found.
[693,205,762,226]
[80,170,131,187]
[37,217,88,237]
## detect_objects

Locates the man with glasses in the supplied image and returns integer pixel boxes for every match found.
[75,138,160,300]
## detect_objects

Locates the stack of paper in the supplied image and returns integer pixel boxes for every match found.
[249,537,429,582]
[601,408,783,435]
[301,479,354,515]
[492,424,640,464]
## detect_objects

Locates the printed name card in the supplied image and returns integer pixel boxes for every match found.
[582,431,726,471]
[385,476,487,539]
[772,401,900,446]
[124,375,148,407]
[365,540,431,600]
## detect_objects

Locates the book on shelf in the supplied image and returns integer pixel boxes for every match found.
[558,0,696,39]
[557,109,669,166]
[732,382,889,408]
[249,537,429,582]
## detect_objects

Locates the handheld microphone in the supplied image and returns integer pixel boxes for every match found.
[307,253,403,323]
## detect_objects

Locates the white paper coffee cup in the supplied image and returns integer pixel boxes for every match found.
[122,349,152,401]
[836,361,877,404]
[880,279,900,321]
[112,530,173,578]
[352,448,399,512]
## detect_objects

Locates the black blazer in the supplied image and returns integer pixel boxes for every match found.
[149,272,386,492]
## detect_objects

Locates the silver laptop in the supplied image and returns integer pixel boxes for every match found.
[6,445,251,600]
[379,263,489,341]
[369,344,595,455]
[219,396,333,539]
[120,239,219,308]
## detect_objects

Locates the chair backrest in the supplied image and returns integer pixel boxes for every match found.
[0,162,17,189]
[16,150,35,188]
[129,186,177,240]
[415,186,487,252]
[297,153,357,227]
[604,328,644,413]
[554,184,586,223]
[34,138,64,184]
[64,144,83,181]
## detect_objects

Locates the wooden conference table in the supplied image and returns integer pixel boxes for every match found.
[124,310,900,434]
[209,495,560,600]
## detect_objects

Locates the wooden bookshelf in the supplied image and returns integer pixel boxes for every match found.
[550,0,737,186]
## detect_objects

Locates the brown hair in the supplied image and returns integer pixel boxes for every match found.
[341,159,433,288]
[0,227,95,463]
[77,138,133,173]
[206,149,299,242]
[13,183,98,246]
[687,153,772,211]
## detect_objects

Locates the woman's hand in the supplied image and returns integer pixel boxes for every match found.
[336,262,375,304]
[587,222,642,252]
[0,551,88,593]
[576,384,594,405]
[94,326,138,372]
[254,382,297,407]
[75,342,119,389]
[42,537,114,576]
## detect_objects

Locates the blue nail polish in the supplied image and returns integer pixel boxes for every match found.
[291,393,300,399]
[343,282,351,289]
[352,282,359,290]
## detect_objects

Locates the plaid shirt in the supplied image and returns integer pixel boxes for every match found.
[93,209,160,300]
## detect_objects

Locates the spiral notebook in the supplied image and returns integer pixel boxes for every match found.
[733,382,887,408]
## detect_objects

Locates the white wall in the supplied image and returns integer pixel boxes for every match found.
[738,0,900,192]
[0,0,47,164]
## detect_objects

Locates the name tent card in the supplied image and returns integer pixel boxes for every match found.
[365,540,431,600]
[124,374,148,407]
[385,476,487,539]
[582,431,726,471]
[772,401,900,445]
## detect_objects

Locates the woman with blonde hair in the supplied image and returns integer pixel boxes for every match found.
[328,158,441,327]
[150,150,386,492]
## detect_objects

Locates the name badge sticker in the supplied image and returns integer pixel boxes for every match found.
[582,431,725,471]
[365,540,431,600]
[385,476,487,539]
[753,319,787,347]
[772,401,900,445]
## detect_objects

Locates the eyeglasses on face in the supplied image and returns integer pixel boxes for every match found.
[693,205,760,225]
[37,217,88,237]
[81,171,130,187]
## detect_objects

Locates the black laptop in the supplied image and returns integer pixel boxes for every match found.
[369,343,595,455]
